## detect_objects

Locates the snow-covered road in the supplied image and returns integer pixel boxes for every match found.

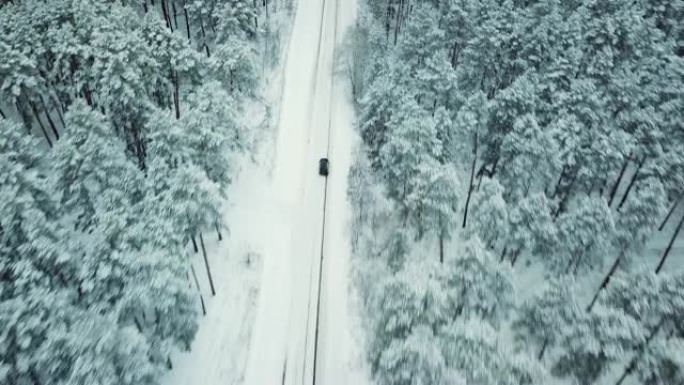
[243,0,367,384]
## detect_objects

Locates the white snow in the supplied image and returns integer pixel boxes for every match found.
[165,0,369,383]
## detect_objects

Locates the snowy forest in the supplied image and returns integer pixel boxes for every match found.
[348,0,684,384]
[0,0,292,384]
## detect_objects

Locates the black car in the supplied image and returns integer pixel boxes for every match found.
[319,158,329,176]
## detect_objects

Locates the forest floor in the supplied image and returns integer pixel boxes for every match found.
[164,0,370,384]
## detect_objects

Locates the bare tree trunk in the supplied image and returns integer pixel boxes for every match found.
[171,0,179,30]
[191,235,199,253]
[16,100,33,134]
[47,94,65,128]
[551,166,567,199]
[597,175,608,196]
[190,264,207,315]
[393,0,404,45]
[450,42,459,68]
[615,318,664,385]
[462,133,478,228]
[183,0,191,41]
[200,233,216,296]
[439,233,444,264]
[538,338,548,360]
[617,156,645,210]
[499,246,508,262]
[608,156,630,206]
[161,0,173,31]
[385,1,392,42]
[655,212,684,274]
[215,221,223,241]
[83,86,94,107]
[29,100,53,148]
[0,106,6,119]
[38,98,59,140]
[173,71,180,119]
[510,248,522,267]
[553,171,578,220]
[476,171,484,191]
[586,250,624,312]
[659,195,682,231]
[200,17,211,57]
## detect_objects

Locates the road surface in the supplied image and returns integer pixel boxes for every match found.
[243,0,366,384]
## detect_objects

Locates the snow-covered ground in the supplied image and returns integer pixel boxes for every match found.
[165,0,369,383]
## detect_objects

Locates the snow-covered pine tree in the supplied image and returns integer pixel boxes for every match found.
[376,325,465,385]
[464,177,508,251]
[368,260,447,375]
[50,103,142,232]
[504,192,557,267]
[182,81,245,193]
[442,237,514,326]
[441,317,545,385]
[554,196,615,276]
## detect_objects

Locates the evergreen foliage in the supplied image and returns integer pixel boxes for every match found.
[0,0,288,383]
[349,0,684,383]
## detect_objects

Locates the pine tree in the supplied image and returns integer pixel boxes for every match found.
[441,317,545,385]
[50,103,142,231]
[505,192,557,267]
[554,196,615,275]
[376,325,465,385]
[464,177,508,250]
[442,237,514,326]
[369,260,447,374]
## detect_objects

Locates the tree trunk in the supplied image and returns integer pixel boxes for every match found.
[16,100,32,134]
[462,133,478,228]
[597,176,608,196]
[0,106,6,119]
[658,195,682,231]
[39,98,59,140]
[587,250,623,312]
[183,0,191,41]
[553,170,578,219]
[215,221,223,241]
[499,246,508,262]
[655,212,684,274]
[142,0,148,13]
[200,233,216,296]
[173,71,180,119]
[393,0,404,45]
[83,85,94,107]
[439,233,444,264]
[617,156,645,210]
[510,248,522,267]
[564,251,583,275]
[190,264,207,315]
[551,166,567,199]
[171,0,179,30]
[608,156,630,207]
[161,0,172,30]
[615,318,664,385]
[200,17,211,57]
[47,94,65,128]
[29,100,53,148]
[191,235,199,253]
[450,42,459,68]
[476,171,484,192]
[385,1,391,42]
[538,338,548,360]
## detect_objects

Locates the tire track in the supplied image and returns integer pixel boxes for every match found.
[311,0,341,383]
